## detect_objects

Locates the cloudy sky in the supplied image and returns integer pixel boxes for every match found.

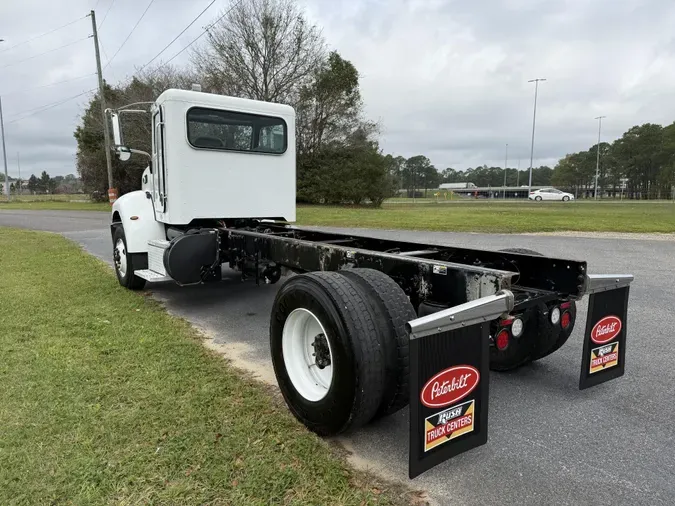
[1,0,674,177]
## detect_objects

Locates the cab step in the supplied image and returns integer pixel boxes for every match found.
[134,269,172,282]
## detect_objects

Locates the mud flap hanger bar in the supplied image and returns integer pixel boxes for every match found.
[406,290,514,479]
[582,274,634,295]
[407,290,515,339]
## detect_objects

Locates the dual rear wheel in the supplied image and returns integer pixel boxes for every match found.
[270,269,415,436]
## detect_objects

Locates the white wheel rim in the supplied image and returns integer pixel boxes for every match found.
[115,238,127,278]
[282,308,333,402]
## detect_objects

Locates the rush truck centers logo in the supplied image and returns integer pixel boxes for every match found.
[590,342,619,374]
[424,399,475,452]
[420,365,480,408]
[591,315,622,344]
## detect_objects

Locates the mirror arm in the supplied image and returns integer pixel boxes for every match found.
[129,148,152,160]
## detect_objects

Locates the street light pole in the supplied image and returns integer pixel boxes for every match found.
[516,158,521,187]
[0,95,9,200]
[527,78,546,198]
[594,116,606,200]
[503,143,508,199]
[17,152,21,195]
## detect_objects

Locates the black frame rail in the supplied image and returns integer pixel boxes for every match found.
[223,225,587,309]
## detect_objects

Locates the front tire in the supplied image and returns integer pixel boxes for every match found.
[270,272,386,436]
[113,226,146,290]
[562,196,570,202]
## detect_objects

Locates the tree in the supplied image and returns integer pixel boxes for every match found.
[441,167,462,183]
[402,155,436,195]
[296,51,362,155]
[27,174,38,194]
[39,171,51,193]
[193,0,324,104]
[384,155,407,191]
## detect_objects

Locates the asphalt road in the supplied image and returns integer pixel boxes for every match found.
[2,209,674,506]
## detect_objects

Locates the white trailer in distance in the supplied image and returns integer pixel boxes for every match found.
[107,88,633,478]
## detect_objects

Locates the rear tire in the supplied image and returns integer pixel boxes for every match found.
[270,271,386,436]
[340,268,416,417]
[112,226,146,290]
[534,196,542,201]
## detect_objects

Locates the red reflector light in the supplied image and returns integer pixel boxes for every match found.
[500,318,513,327]
[496,329,510,351]
[561,311,571,329]
[560,302,571,309]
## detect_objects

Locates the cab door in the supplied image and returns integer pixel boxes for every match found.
[151,106,166,213]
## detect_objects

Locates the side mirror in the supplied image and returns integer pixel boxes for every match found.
[107,110,131,161]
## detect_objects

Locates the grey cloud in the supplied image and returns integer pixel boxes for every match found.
[2,0,674,176]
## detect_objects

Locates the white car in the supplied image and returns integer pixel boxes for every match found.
[529,188,575,201]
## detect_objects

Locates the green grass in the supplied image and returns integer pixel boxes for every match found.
[0,193,86,202]
[3,197,674,233]
[0,228,408,505]
[0,199,110,211]
[297,201,675,233]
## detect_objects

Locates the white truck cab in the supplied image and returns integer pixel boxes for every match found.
[108,88,296,288]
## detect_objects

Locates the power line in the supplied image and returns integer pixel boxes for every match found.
[162,0,245,67]
[2,73,97,97]
[0,15,88,54]
[0,37,91,70]
[138,0,218,72]
[5,89,96,125]
[104,0,156,70]
[98,0,118,29]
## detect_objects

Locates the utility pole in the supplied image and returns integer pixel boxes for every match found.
[503,143,508,199]
[90,10,114,194]
[527,78,546,198]
[0,96,9,200]
[17,152,21,195]
[594,116,606,200]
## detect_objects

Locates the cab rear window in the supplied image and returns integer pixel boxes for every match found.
[186,107,287,154]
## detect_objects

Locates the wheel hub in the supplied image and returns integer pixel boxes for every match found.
[281,308,334,402]
[312,333,331,369]
[114,238,127,278]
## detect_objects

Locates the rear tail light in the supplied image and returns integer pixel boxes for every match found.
[560,301,572,309]
[550,306,561,325]
[561,311,571,329]
[495,329,510,351]
[499,316,524,338]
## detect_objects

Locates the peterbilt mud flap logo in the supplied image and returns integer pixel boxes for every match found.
[424,399,475,452]
[420,365,480,409]
[590,342,619,374]
[591,315,622,344]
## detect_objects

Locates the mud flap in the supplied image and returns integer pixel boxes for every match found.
[579,275,632,390]
[407,291,514,479]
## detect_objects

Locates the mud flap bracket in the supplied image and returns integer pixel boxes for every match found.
[407,290,514,479]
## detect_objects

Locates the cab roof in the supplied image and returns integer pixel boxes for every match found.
[156,88,295,117]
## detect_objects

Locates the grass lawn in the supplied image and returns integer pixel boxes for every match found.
[0,228,410,505]
[3,198,674,234]
[0,200,110,211]
[297,201,675,234]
